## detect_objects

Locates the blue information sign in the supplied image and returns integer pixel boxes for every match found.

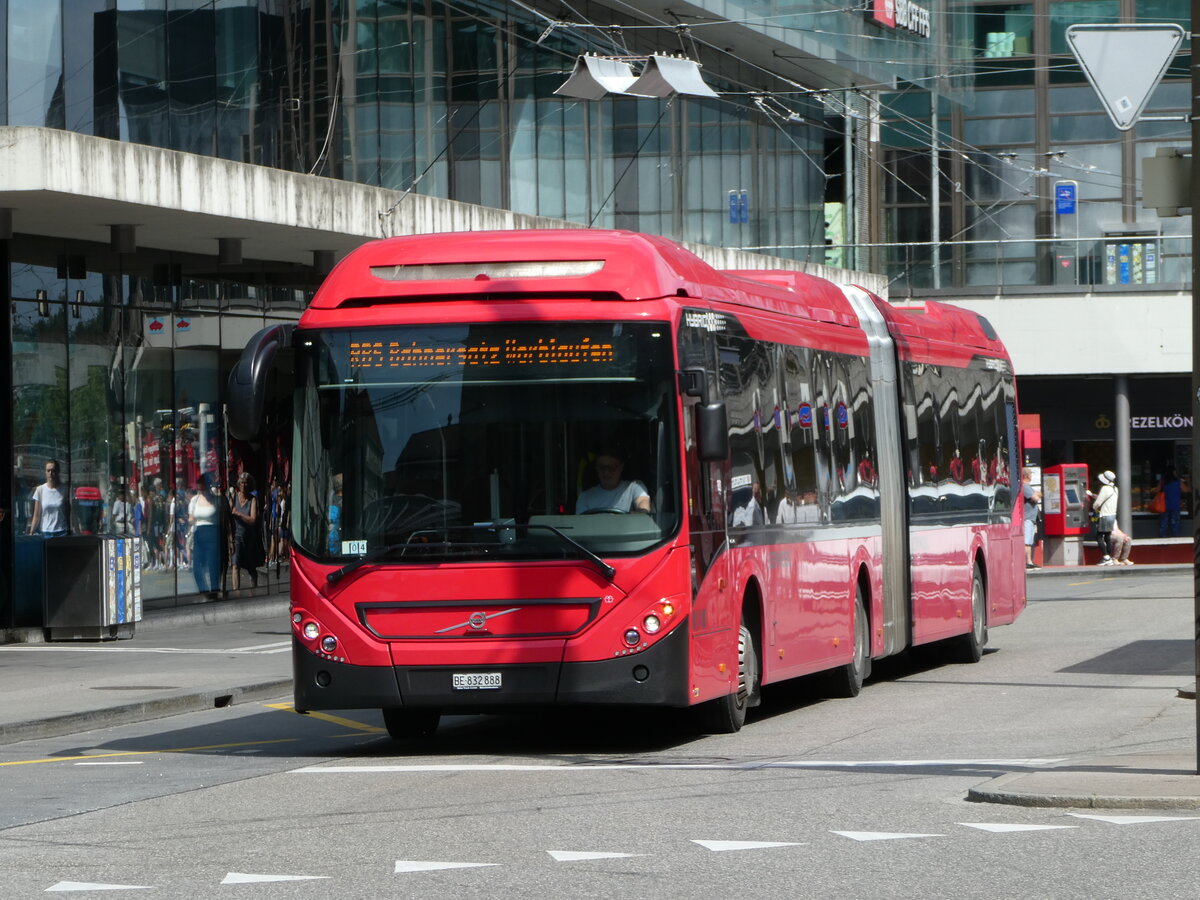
[1055,182,1077,215]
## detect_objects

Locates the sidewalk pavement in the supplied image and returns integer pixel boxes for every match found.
[2,579,1199,809]
[0,594,292,747]
[967,752,1200,810]
[1025,561,1188,577]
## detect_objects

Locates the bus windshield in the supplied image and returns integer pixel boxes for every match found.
[293,321,681,565]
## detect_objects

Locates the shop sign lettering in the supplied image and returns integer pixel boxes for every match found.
[869,0,931,38]
[1131,414,1192,430]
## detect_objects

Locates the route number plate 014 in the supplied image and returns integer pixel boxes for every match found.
[452,672,501,690]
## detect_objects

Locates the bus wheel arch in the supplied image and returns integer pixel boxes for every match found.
[695,583,763,734]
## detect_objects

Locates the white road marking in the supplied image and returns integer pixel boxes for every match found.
[228,642,291,652]
[293,758,1064,774]
[74,761,145,767]
[832,831,944,842]
[692,840,804,852]
[1068,814,1200,825]
[0,643,289,655]
[46,883,152,892]
[394,861,498,873]
[959,823,1078,833]
[547,850,641,862]
[221,873,329,884]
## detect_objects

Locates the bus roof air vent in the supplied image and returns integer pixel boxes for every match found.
[371,260,605,282]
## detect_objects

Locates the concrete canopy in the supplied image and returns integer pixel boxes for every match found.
[0,126,882,294]
[0,127,573,269]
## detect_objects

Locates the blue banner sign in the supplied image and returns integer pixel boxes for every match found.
[1055,182,1077,215]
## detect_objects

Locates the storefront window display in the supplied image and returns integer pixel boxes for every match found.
[3,245,302,628]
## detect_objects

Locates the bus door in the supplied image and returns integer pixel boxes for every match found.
[678,314,733,699]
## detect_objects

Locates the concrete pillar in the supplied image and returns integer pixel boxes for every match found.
[1114,374,1132,534]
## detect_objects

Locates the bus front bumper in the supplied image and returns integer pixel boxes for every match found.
[293,618,690,712]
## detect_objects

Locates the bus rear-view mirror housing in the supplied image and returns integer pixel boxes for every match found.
[227,323,295,442]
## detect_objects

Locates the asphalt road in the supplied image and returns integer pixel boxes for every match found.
[1,570,1197,898]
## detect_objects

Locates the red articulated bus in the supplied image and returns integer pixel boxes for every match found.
[229,229,1026,738]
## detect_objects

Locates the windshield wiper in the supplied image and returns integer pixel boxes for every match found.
[326,544,409,584]
[519,524,616,581]
[325,524,616,583]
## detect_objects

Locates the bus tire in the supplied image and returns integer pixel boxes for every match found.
[950,567,987,664]
[828,583,869,698]
[697,622,757,734]
[382,707,441,740]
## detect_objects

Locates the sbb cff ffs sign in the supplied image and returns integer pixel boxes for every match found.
[870,0,931,38]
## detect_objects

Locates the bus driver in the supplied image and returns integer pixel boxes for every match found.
[576,449,651,514]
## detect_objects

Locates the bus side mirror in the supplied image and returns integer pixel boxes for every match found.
[697,403,728,462]
[227,324,295,442]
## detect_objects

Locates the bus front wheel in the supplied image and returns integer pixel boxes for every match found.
[697,622,758,734]
[382,707,441,740]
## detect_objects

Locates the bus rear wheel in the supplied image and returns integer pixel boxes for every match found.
[382,707,441,740]
[950,567,987,664]
[697,622,758,734]
[828,583,869,698]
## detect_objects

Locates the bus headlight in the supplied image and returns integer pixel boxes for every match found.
[320,635,338,653]
[624,629,641,647]
[303,621,320,640]
[643,615,662,634]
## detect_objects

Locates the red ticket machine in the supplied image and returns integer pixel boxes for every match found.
[1042,463,1090,536]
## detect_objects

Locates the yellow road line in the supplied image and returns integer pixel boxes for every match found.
[0,737,297,768]
[266,702,385,734]
[1,702,385,768]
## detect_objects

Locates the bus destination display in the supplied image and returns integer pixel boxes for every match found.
[348,335,616,370]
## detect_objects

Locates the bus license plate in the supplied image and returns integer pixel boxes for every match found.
[452,672,502,690]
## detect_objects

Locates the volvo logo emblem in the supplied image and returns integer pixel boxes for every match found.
[435,607,522,635]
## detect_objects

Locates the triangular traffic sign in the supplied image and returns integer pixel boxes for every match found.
[1066,24,1183,131]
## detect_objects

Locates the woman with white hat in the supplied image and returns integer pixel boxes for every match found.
[1092,470,1119,565]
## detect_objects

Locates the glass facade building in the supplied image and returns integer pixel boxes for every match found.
[4,1,956,626]
[877,0,1194,536]
[14,1,1185,614]
[880,0,1192,292]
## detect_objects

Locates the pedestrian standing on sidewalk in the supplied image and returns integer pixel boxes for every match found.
[28,459,69,538]
[231,472,265,590]
[1022,467,1041,569]
[189,473,224,596]
[1092,470,1119,565]
[1158,465,1182,537]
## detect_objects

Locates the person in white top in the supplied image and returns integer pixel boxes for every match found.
[1091,469,1119,565]
[576,450,650,514]
[29,459,69,537]
[188,473,224,594]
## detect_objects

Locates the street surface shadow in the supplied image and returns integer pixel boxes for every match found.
[1058,639,1192,676]
[46,643,1005,762]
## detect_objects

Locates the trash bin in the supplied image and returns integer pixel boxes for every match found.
[43,535,142,640]
[13,535,46,627]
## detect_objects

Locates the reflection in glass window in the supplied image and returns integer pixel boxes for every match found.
[6,0,63,127]
[1048,1,1120,55]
